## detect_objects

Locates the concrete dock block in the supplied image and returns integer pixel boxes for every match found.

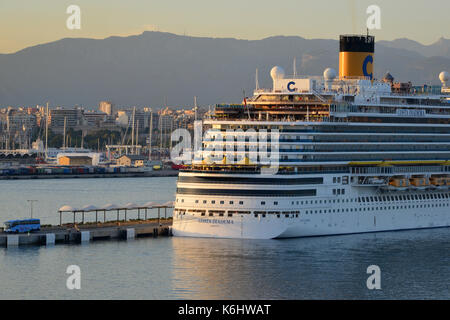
[81,231,90,243]
[7,235,19,247]
[46,233,55,245]
[126,228,135,240]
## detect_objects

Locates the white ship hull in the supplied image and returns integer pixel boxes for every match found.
[172,172,450,239]
[173,204,450,239]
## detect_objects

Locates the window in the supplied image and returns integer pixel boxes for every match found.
[239,201,244,205]
[203,200,207,204]
[211,200,215,204]
[229,201,234,204]
[220,201,224,204]
[261,201,266,205]
[274,201,278,205]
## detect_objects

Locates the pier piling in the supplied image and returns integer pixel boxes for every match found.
[7,235,19,247]
[126,228,135,240]
[81,231,90,243]
[46,233,55,246]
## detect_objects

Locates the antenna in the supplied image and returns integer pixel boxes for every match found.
[293,57,297,77]
[255,68,260,90]
[194,96,198,121]
[243,89,251,120]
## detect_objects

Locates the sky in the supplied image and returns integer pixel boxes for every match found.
[0,0,449,54]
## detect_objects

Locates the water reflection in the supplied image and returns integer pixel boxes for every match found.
[170,228,450,299]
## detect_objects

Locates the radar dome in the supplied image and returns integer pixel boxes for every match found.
[323,68,337,80]
[439,71,449,84]
[270,66,285,80]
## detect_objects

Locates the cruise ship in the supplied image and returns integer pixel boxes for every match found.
[172,34,450,239]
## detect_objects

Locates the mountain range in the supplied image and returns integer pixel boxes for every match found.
[0,31,448,108]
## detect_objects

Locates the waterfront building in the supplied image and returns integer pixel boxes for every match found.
[116,154,147,167]
[58,155,93,166]
[99,101,114,115]
[49,108,83,131]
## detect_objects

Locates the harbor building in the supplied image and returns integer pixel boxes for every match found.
[116,154,147,167]
[99,101,114,116]
[58,155,93,166]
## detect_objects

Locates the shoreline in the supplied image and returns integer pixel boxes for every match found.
[0,169,178,180]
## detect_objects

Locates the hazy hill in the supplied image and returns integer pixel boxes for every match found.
[0,32,448,108]
[378,37,450,58]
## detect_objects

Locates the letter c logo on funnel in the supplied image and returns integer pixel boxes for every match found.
[363,55,373,79]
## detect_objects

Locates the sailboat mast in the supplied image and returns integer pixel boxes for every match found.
[149,110,153,161]
[63,116,66,149]
[136,120,139,154]
[131,107,135,154]
[45,102,49,160]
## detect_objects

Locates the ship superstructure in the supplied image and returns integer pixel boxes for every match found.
[172,35,450,239]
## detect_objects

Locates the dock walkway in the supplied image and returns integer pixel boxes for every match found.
[0,220,172,247]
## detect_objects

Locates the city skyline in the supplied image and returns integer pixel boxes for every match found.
[1,0,450,54]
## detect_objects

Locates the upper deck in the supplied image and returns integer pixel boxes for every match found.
[213,72,450,123]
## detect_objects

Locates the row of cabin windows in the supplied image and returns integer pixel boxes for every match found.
[176,210,300,218]
[359,193,450,202]
[304,202,450,214]
[180,199,244,205]
[178,201,448,217]
[178,192,450,206]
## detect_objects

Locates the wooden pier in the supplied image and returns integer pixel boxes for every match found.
[0,220,172,248]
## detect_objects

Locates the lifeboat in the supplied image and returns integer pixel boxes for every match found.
[387,178,409,191]
[429,176,446,190]
[409,177,429,190]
